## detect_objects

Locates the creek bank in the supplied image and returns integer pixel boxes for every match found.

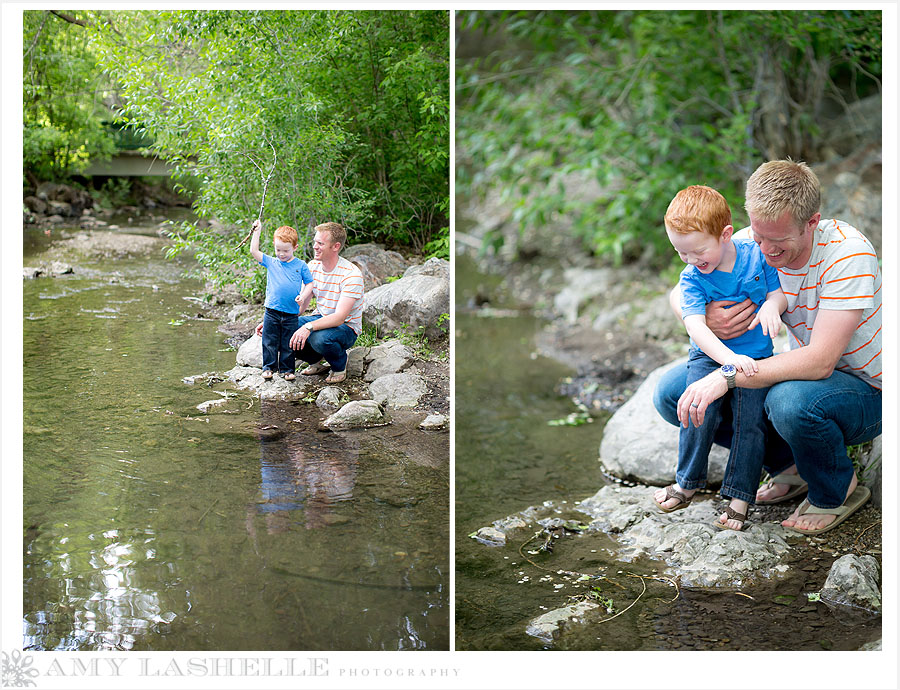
[189,249,450,432]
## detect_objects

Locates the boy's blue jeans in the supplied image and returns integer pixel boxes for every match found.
[675,349,769,503]
[293,314,359,372]
[262,307,299,373]
[653,358,882,509]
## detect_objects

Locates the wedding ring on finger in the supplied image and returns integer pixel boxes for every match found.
[690,403,699,408]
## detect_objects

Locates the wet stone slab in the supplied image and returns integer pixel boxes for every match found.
[472,485,798,589]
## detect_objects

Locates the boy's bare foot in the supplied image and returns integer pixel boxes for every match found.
[781,475,858,532]
[262,370,273,380]
[653,483,696,511]
[716,499,749,530]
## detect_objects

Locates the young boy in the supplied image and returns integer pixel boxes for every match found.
[250,219,314,381]
[653,185,787,530]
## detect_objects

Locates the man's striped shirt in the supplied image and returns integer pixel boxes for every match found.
[309,256,365,334]
[761,219,881,389]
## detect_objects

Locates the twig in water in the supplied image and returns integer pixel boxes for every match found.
[595,573,647,624]
[198,498,220,524]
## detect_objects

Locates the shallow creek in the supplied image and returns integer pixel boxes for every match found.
[22,221,448,651]
[454,253,880,651]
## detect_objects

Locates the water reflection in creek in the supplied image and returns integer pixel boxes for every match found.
[22,226,448,651]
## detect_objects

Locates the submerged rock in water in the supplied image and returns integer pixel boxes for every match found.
[820,554,881,616]
[322,399,390,430]
[525,600,603,643]
[470,526,507,547]
[598,358,728,487]
[196,398,229,413]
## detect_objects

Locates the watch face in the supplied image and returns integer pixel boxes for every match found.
[721,364,736,375]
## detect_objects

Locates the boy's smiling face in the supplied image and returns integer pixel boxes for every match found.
[273,239,296,263]
[666,225,732,274]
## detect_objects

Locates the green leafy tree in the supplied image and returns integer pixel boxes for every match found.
[23,10,118,184]
[86,10,448,296]
[456,10,881,267]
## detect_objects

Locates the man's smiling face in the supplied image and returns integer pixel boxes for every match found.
[749,210,818,270]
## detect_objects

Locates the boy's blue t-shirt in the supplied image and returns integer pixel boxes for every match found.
[679,238,781,358]
[259,254,314,314]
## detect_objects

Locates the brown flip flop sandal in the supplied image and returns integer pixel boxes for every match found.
[655,484,693,513]
[714,505,749,531]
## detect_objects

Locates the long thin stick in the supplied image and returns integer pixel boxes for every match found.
[236,133,277,248]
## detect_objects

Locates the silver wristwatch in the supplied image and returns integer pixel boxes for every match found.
[303,322,315,332]
[719,364,737,389]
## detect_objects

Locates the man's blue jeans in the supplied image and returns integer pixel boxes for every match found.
[653,359,882,509]
[293,314,358,372]
[676,349,769,503]
[262,307,299,374]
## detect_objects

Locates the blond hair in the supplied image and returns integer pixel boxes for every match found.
[744,159,820,229]
[315,222,346,250]
[664,185,732,239]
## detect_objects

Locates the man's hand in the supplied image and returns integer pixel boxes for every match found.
[677,370,729,428]
[289,325,309,351]
[705,298,756,340]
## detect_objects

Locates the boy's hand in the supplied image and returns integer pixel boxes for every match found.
[726,353,758,377]
[749,301,782,337]
[251,219,262,234]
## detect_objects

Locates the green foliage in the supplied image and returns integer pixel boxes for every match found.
[456,10,881,268]
[23,11,118,180]
[82,10,448,297]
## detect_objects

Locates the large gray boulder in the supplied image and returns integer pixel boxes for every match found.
[599,358,728,487]
[363,258,449,341]
[368,372,427,409]
[364,340,415,381]
[858,435,882,508]
[342,243,410,290]
[322,400,390,430]
[236,333,263,368]
[821,554,881,615]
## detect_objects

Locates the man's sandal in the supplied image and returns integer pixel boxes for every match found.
[325,369,347,384]
[756,472,808,505]
[786,485,871,536]
[654,484,693,513]
[301,361,330,376]
[714,505,749,531]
